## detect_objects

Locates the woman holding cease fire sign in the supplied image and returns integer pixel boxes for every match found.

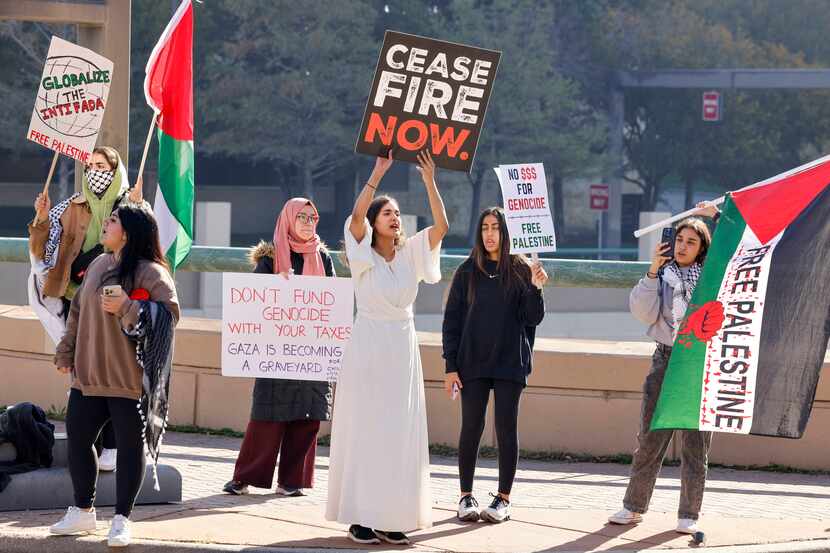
[326,149,448,546]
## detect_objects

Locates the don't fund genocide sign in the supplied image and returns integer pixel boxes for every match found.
[27,36,113,163]
[356,31,501,172]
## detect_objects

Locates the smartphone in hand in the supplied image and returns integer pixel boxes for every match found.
[102,284,123,297]
[451,382,459,401]
[660,227,675,261]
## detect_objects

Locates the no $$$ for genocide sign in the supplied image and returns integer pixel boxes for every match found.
[356,31,501,173]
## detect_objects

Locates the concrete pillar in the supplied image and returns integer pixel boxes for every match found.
[401,214,417,239]
[77,0,131,192]
[602,84,624,255]
[196,202,231,317]
[638,212,671,262]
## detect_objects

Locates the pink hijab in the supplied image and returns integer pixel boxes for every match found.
[273,198,325,276]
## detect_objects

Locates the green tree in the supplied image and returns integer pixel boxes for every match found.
[599,0,830,210]
[0,22,78,198]
[198,1,380,198]
[442,0,605,244]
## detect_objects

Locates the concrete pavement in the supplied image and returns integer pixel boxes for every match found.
[2,429,830,552]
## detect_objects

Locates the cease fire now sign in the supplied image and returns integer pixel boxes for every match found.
[356,30,501,173]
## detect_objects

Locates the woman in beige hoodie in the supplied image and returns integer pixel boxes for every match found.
[49,204,179,547]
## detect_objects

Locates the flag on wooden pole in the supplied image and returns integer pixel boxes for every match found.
[144,0,194,269]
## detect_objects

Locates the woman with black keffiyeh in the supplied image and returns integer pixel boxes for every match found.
[608,202,719,536]
[49,204,178,547]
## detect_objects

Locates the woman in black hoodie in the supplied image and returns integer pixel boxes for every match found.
[442,207,548,524]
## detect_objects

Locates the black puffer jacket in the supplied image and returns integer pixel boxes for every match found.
[248,242,335,422]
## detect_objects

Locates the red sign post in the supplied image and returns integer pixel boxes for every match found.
[703,91,721,122]
[590,184,609,211]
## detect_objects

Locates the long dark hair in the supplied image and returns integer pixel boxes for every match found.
[366,195,406,249]
[104,204,169,290]
[467,207,531,305]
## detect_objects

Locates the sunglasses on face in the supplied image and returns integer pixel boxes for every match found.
[296,213,319,224]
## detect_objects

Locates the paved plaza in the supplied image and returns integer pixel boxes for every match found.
[2,429,830,552]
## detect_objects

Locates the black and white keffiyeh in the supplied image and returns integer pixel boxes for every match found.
[42,164,123,270]
[42,194,80,270]
[84,168,116,198]
[123,300,175,491]
[661,261,702,338]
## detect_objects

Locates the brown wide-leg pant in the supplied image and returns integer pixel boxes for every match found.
[623,344,713,520]
[232,419,320,489]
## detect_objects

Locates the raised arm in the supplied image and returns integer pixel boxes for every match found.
[349,151,393,243]
[416,150,449,250]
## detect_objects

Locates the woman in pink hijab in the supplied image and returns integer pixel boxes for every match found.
[223,198,335,497]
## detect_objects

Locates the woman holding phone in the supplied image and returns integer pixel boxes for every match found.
[442,207,547,524]
[326,150,448,546]
[49,204,179,547]
[608,202,719,534]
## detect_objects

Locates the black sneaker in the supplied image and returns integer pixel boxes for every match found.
[348,525,380,545]
[374,530,410,545]
[275,484,304,497]
[222,480,249,495]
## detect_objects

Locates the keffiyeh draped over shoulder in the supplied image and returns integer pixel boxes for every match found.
[123,300,175,491]
[661,261,702,339]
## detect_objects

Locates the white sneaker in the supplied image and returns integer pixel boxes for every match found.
[608,508,643,525]
[480,493,510,523]
[676,518,700,534]
[98,448,117,472]
[107,515,131,547]
[50,506,97,535]
[457,495,480,522]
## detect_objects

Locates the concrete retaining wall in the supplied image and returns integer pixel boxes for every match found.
[1,305,829,469]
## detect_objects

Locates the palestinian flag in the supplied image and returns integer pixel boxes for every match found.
[144,0,194,269]
[651,157,830,438]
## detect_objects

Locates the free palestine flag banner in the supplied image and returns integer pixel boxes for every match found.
[144,0,194,269]
[651,158,830,438]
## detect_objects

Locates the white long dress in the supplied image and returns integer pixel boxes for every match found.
[325,216,441,531]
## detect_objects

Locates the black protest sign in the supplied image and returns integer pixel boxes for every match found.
[355,31,501,173]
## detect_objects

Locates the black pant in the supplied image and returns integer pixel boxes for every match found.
[458,378,523,495]
[95,422,117,453]
[66,388,146,516]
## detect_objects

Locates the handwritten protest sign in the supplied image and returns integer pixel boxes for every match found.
[222,273,354,382]
[495,163,557,254]
[27,36,114,163]
[356,30,501,173]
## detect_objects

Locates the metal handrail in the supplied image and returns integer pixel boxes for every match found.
[0,237,648,289]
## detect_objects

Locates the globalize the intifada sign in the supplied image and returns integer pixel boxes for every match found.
[27,36,114,163]
[650,158,830,438]
[356,31,501,173]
